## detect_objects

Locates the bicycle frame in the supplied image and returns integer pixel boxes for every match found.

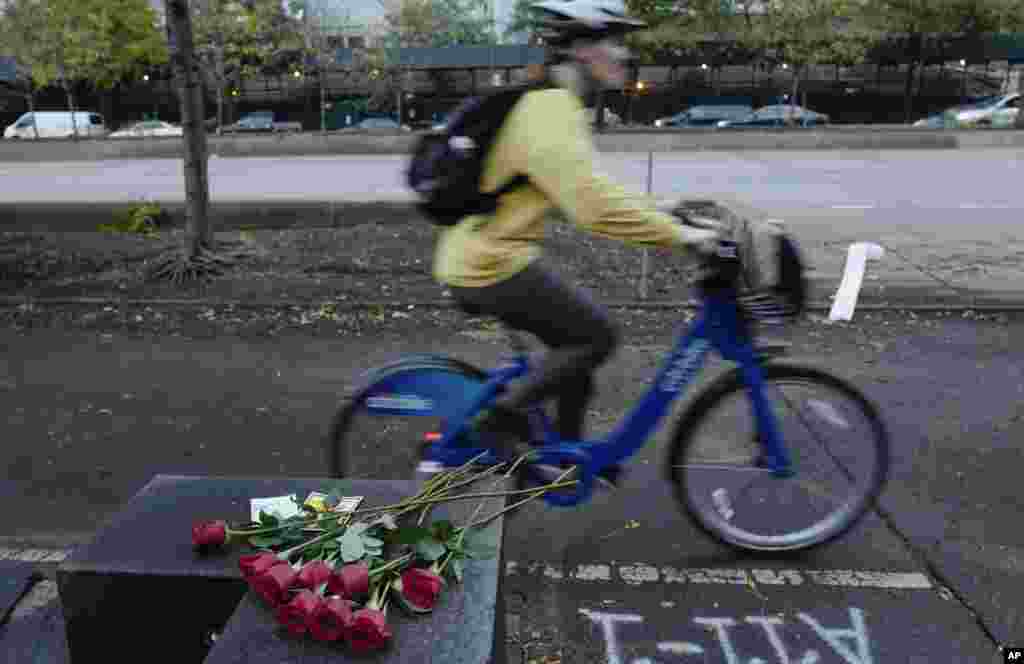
[425,289,793,505]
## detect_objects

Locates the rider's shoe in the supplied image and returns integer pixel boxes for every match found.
[470,404,536,463]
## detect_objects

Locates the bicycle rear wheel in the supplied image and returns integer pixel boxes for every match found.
[327,358,488,480]
[668,362,889,552]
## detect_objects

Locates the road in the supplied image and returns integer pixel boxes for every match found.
[1,305,1020,662]
[1,149,1021,211]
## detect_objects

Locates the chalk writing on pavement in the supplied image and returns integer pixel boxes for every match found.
[579,607,874,664]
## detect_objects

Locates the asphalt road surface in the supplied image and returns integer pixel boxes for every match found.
[1,149,1020,212]
[1,306,1021,662]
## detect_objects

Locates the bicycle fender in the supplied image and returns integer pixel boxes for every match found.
[346,354,488,418]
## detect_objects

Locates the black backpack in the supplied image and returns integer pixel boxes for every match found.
[406,84,539,226]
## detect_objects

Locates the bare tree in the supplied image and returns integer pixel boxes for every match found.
[147,0,244,284]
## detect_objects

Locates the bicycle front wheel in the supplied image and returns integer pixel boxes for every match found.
[668,363,889,552]
[327,357,488,480]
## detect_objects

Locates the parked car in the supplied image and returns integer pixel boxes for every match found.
[431,113,452,132]
[108,120,183,139]
[223,111,302,133]
[913,93,1022,128]
[338,117,411,132]
[717,105,830,128]
[4,111,107,139]
[654,105,754,128]
[357,117,407,130]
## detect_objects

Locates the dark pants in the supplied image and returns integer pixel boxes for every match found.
[448,260,619,441]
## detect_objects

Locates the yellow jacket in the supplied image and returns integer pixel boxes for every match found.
[433,87,703,289]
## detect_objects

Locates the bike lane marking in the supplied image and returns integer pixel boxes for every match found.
[506,561,933,590]
[504,561,999,664]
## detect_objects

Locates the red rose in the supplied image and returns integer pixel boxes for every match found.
[309,596,354,642]
[397,567,444,612]
[346,608,392,653]
[328,562,369,599]
[275,589,322,637]
[296,561,333,590]
[192,520,228,550]
[238,553,287,580]
[251,564,298,607]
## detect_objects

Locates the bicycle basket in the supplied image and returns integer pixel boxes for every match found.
[674,199,807,322]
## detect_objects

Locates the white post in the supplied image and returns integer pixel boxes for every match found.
[828,242,885,322]
[639,151,653,299]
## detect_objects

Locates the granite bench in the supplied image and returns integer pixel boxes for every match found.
[56,474,509,664]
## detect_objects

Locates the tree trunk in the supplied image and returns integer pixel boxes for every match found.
[320,67,327,134]
[902,60,917,124]
[61,77,79,140]
[216,47,225,135]
[26,88,39,139]
[165,0,211,255]
[788,67,802,126]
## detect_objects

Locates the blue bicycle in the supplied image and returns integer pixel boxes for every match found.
[329,241,890,552]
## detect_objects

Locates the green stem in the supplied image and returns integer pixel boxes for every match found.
[369,552,413,578]
[466,468,577,530]
[279,525,343,560]
[438,500,487,576]
[431,461,506,497]
[353,483,578,516]
[228,510,341,538]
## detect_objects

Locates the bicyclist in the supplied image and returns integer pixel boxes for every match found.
[433,0,720,483]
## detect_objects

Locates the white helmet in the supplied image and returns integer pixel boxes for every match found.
[530,0,646,44]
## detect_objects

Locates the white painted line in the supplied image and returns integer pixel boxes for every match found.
[506,561,933,590]
[831,204,876,209]
[659,642,705,655]
[0,547,70,563]
[805,570,933,589]
[959,203,1013,209]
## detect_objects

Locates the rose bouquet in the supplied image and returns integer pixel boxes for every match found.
[191,454,574,654]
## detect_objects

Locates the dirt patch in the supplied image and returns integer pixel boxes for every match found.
[0,223,706,306]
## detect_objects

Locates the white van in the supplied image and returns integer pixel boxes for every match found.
[3,111,108,139]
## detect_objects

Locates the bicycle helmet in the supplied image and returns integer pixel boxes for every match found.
[529,0,647,46]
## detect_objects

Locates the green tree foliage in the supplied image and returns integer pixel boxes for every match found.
[749,0,874,116]
[860,0,1024,122]
[365,0,498,113]
[0,0,167,136]
[193,0,303,133]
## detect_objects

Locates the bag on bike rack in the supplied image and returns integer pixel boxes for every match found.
[672,199,807,319]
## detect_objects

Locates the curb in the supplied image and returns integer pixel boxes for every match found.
[0,200,418,233]
[2,296,1023,312]
[2,129,1024,162]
